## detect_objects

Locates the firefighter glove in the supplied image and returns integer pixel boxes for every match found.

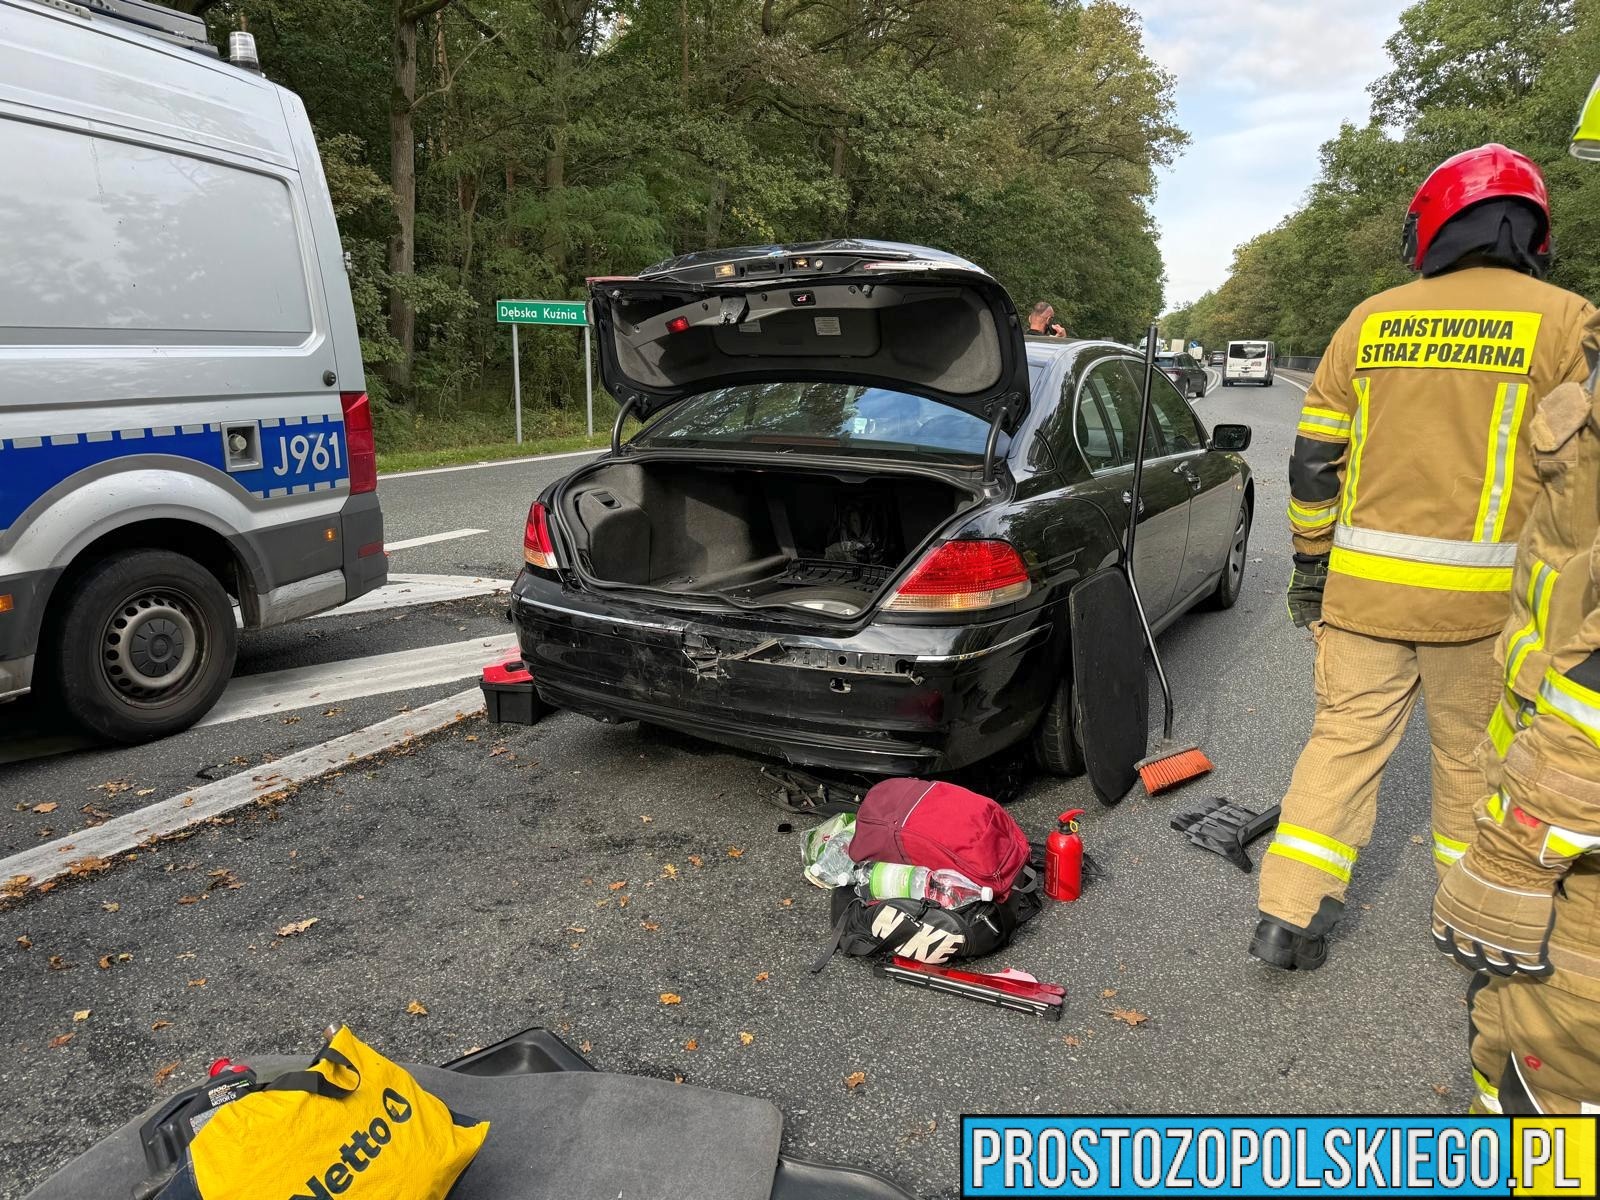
[1431,798,1560,977]
[1286,553,1329,628]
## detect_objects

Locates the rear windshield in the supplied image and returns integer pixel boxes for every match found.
[1155,355,1178,366]
[1229,343,1269,359]
[636,382,1005,458]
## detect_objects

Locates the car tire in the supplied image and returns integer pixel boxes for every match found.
[47,549,237,743]
[1031,670,1087,778]
[1203,497,1253,611]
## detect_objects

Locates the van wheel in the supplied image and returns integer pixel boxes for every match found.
[49,550,237,743]
[1031,671,1086,777]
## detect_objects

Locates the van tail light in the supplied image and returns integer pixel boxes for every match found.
[340,391,377,494]
[524,501,558,570]
[885,540,1031,613]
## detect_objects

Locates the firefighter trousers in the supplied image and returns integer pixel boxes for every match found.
[1469,971,1600,1114]
[1257,623,1502,930]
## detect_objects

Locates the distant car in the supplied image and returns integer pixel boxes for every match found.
[509,241,1254,778]
[1209,350,1225,366]
[1155,353,1207,399]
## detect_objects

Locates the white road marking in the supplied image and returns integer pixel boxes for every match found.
[380,447,605,480]
[1277,373,1310,394]
[385,528,488,551]
[314,573,512,618]
[0,688,485,894]
[196,632,516,727]
[1203,368,1221,394]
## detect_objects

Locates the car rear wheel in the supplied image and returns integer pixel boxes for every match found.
[48,550,237,743]
[1204,497,1252,610]
[1031,671,1086,777]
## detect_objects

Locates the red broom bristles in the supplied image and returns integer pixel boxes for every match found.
[1136,746,1213,794]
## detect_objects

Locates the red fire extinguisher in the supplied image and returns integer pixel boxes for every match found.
[1045,809,1085,901]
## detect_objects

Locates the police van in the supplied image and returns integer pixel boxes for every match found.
[0,0,385,742]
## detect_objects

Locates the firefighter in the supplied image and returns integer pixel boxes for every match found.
[1432,83,1600,1114]
[1252,143,1596,971]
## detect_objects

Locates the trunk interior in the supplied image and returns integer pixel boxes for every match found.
[560,459,976,617]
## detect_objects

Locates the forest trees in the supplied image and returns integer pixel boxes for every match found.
[191,0,1184,438]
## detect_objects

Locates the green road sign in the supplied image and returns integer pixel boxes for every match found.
[497,299,587,326]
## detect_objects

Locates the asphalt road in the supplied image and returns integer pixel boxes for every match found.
[0,373,1476,1199]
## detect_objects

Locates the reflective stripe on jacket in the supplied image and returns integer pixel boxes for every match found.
[1288,266,1593,641]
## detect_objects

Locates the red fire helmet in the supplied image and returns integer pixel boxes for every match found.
[1402,143,1550,270]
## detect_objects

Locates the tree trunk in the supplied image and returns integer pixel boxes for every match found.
[705,177,726,248]
[387,0,419,396]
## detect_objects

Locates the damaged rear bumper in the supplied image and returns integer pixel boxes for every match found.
[508,570,1059,774]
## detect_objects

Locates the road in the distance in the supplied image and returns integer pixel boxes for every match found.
[3,372,1476,1200]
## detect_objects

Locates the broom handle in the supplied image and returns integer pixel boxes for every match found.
[1127,323,1176,741]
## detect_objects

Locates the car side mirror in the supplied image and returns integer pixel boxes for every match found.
[1211,423,1251,452]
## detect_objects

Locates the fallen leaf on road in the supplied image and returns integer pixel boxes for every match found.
[98,955,113,970]
[661,863,677,879]
[780,898,793,907]
[754,972,770,983]
[48,1033,74,1049]
[845,1071,867,1091]
[187,979,206,988]
[674,1074,684,1084]
[594,898,610,909]
[1432,1083,1450,1096]
[1410,834,1426,845]
[687,855,703,868]
[276,918,319,938]
[464,734,479,742]
[68,857,110,878]
[406,1000,428,1016]
[176,895,204,906]
[1107,1007,1148,1027]
[641,921,660,932]
[73,1010,90,1022]
[152,1020,172,1031]
[207,869,243,891]
[608,880,628,891]
[567,926,587,934]
[726,846,744,858]
[154,1062,180,1086]
[1101,988,1118,999]
[96,780,133,796]
[17,935,31,950]
[135,789,155,798]
[322,708,343,717]
[659,993,681,1006]
[280,716,301,725]
[32,802,57,814]
[640,814,653,824]
[47,955,70,971]
[617,895,629,908]
[684,1039,699,1051]
[488,746,509,757]
[102,902,120,913]
[1063,1036,1081,1047]
[739,1032,754,1046]
[3,875,34,899]
[580,1040,592,1053]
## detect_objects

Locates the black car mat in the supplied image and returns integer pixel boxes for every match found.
[1070,567,1148,806]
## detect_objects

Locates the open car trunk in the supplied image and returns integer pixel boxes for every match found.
[559,458,978,618]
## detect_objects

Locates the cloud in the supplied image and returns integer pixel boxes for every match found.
[1127,0,1407,306]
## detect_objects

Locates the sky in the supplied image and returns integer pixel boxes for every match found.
[1132,0,1409,309]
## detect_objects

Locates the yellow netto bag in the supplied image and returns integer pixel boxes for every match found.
[163,1026,488,1200]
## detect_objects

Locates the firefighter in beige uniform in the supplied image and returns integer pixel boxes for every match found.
[1252,144,1595,971]
[1432,86,1600,1115]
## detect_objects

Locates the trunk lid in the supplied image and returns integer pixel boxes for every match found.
[588,241,1030,432]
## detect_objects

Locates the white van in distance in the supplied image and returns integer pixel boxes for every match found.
[0,0,386,742]
[1223,340,1275,387]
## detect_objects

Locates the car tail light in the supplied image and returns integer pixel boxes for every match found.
[524,501,558,570]
[666,316,691,334]
[885,540,1031,613]
[340,391,377,494]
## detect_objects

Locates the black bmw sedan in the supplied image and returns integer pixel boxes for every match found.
[508,241,1252,777]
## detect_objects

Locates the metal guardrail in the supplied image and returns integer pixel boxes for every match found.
[1275,355,1322,372]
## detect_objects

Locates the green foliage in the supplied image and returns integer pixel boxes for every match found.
[200,0,1181,441]
[1164,0,1598,357]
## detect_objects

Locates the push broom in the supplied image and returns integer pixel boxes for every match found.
[1123,324,1213,795]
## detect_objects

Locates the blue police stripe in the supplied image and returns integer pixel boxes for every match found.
[0,417,349,533]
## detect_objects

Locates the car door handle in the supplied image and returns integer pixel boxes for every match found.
[1121,491,1146,515]
[1174,463,1203,492]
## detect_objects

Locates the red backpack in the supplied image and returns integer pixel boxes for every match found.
[847,779,1032,900]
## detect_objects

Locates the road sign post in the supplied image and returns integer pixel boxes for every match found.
[496,299,592,445]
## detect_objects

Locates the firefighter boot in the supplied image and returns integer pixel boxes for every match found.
[1250,898,1344,972]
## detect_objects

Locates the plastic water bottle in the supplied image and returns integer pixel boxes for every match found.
[852,863,993,906]
[803,813,857,887]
